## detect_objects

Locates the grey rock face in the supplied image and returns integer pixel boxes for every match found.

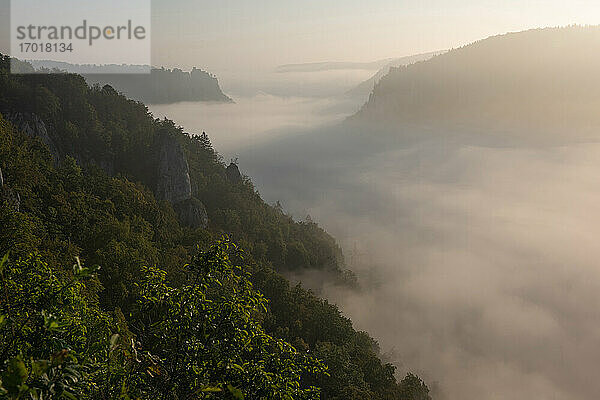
[173,197,209,229]
[226,162,242,184]
[155,137,209,228]
[4,111,60,163]
[156,136,193,204]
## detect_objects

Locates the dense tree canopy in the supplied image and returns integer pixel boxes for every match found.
[0,243,326,399]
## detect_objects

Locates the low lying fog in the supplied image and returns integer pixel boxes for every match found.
[151,68,600,400]
[149,94,353,153]
[244,127,600,400]
[148,68,372,153]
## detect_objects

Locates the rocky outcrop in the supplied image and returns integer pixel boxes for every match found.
[155,135,209,229]
[173,197,209,229]
[156,135,193,204]
[3,111,60,163]
[226,162,243,184]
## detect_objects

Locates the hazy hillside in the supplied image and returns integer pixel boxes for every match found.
[353,26,600,140]
[85,68,233,104]
[346,52,443,99]
[26,60,233,104]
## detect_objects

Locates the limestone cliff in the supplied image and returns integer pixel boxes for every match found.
[156,135,193,204]
[155,135,208,228]
[173,197,209,229]
[226,162,243,184]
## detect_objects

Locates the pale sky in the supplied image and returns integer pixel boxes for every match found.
[2,0,600,72]
[150,0,600,72]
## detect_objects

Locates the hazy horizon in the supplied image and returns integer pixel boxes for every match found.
[3,0,600,76]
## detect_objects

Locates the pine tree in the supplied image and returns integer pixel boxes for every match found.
[198,131,212,150]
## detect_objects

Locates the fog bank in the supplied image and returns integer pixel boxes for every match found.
[240,124,600,400]
[148,67,372,153]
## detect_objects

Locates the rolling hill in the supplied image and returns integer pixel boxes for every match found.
[353,26,600,141]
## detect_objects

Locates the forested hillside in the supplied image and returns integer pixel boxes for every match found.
[25,60,233,104]
[0,54,431,399]
[354,26,600,140]
[84,68,233,104]
[346,52,442,100]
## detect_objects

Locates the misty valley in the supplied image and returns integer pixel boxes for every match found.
[1,11,600,400]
